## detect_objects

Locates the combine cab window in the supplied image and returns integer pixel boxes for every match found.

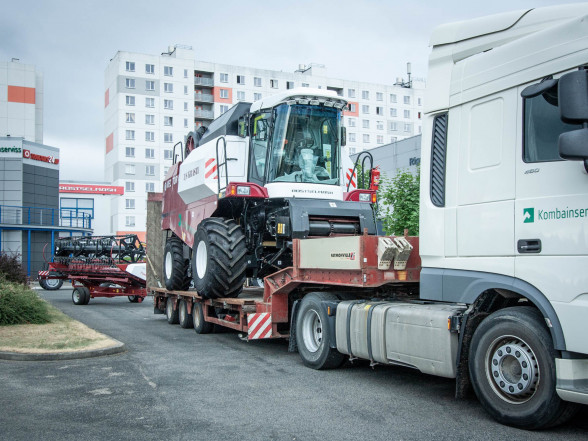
[249,111,271,183]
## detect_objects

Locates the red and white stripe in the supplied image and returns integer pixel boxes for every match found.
[346,168,357,189]
[38,271,49,277]
[205,158,218,179]
[247,313,272,339]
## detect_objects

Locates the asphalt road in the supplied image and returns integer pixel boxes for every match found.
[1,286,586,441]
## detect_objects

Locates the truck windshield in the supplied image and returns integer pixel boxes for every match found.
[267,104,340,184]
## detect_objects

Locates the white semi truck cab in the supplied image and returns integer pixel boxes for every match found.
[416,3,588,427]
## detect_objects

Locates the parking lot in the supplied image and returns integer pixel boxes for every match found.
[0,286,586,441]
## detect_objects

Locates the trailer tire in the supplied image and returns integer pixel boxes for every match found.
[39,278,63,290]
[128,295,140,303]
[469,306,577,429]
[296,292,345,370]
[192,302,213,334]
[166,298,179,324]
[163,236,191,291]
[192,218,247,299]
[72,287,90,305]
[178,300,193,328]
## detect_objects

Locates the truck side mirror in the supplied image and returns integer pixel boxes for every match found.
[341,126,346,147]
[558,70,588,167]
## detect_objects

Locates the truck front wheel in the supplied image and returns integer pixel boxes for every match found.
[296,292,346,370]
[163,236,191,291]
[469,306,577,429]
[192,218,247,299]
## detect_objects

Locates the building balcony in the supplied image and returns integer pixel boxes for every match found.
[0,205,92,230]
[195,110,214,119]
[194,77,214,87]
[194,92,214,103]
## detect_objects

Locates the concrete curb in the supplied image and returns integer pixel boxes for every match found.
[0,340,126,361]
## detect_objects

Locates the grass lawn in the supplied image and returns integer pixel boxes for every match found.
[0,302,117,353]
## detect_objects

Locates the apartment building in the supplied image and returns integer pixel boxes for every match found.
[105,45,424,237]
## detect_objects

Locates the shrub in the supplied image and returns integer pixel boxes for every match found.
[379,168,420,236]
[0,252,28,285]
[0,278,50,325]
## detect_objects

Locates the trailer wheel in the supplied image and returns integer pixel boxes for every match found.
[296,292,345,370]
[72,287,90,305]
[127,295,141,303]
[192,218,247,299]
[469,306,577,429]
[39,278,63,290]
[163,236,191,291]
[166,299,179,324]
[192,302,213,334]
[178,300,193,329]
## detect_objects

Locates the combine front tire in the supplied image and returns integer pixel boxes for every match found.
[163,236,191,291]
[40,278,64,290]
[469,306,577,429]
[192,218,247,299]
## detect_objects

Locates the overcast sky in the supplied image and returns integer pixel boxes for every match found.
[0,0,582,181]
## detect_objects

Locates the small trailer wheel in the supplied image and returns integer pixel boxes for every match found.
[193,302,213,334]
[166,298,179,324]
[128,296,140,303]
[72,287,90,305]
[178,300,193,329]
[40,278,64,291]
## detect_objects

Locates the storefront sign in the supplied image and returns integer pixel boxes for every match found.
[59,184,124,195]
[23,149,59,164]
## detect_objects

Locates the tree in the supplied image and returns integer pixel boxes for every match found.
[378,168,420,236]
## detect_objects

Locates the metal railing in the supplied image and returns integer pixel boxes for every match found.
[194,77,214,86]
[194,92,214,102]
[195,109,214,119]
[0,205,92,229]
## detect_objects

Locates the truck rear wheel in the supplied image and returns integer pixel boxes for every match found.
[166,299,179,324]
[192,302,213,334]
[296,292,346,370]
[192,218,247,299]
[163,236,191,291]
[40,278,63,290]
[178,300,193,329]
[469,306,577,429]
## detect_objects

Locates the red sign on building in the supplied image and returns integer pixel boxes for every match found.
[59,184,124,195]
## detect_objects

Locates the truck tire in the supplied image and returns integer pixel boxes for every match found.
[178,300,193,329]
[72,287,90,305]
[39,278,63,290]
[296,292,345,370]
[163,236,191,291]
[166,298,179,324]
[469,306,577,429]
[192,218,247,299]
[193,302,213,334]
[128,295,140,303]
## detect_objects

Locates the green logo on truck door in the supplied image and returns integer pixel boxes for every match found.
[523,208,534,223]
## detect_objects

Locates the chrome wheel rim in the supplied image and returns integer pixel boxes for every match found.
[73,290,81,303]
[301,309,322,353]
[45,279,60,288]
[196,240,207,279]
[164,251,173,279]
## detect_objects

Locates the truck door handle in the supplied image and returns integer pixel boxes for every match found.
[517,239,541,254]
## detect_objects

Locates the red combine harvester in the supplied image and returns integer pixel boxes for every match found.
[38,234,147,305]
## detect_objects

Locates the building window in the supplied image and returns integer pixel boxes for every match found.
[126,61,135,72]
[184,102,189,111]
[348,103,356,113]
[287,81,294,89]
[164,83,173,93]
[145,114,154,125]
[125,216,135,227]
[164,149,173,160]
[390,94,397,103]
[164,133,173,143]
[418,97,422,106]
[126,113,135,123]
[184,69,188,78]
[237,91,245,101]
[376,106,383,115]
[145,182,155,192]
[145,64,154,74]
[254,93,262,101]
[362,90,369,100]
[164,99,173,110]
[404,123,412,132]
[254,77,262,87]
[220,105,229,114]
[220,73,228,83]
[363,134,370,143]
[184,118,188,128]
[377,135,384,144]
[404,109,410,119]
[145,165,155,176]
[349,147,356,155]
[220,89,229,99]
[126,78,135,89]
[184,85,188,95]
[404,96,411,105]
[145,131,154,142]
[301,83,309,88]
[126,96,135,106]
[125,164,135,175]
[60,198,94,220]
[125,181,135,192]
[362,119,369,129]
[125,199,135,209]
[270,79,278,88]
[390,108,397,117]
[164,66,173,76]
[125,147,135,157]
[389,121,398,131]
[348,118,356,127]
[237,75,245,84]
[348,133,356,143]
[348,89,356,98]
[376,92,383,101]
[145,148,155,159]
[146,80,155,91]
[164,116,173,126]
[125,130,135,140]
[146,97,154,108]
[376,121,384,130]
[362,105,369,114]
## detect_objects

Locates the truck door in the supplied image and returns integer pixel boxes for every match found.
[515,77,588,352]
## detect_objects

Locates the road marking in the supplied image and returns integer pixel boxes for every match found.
[89,388,112,396]
[139,366,157,389]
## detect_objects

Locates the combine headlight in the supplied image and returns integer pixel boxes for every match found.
[359,193,371,202]
[237,186,251,196]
